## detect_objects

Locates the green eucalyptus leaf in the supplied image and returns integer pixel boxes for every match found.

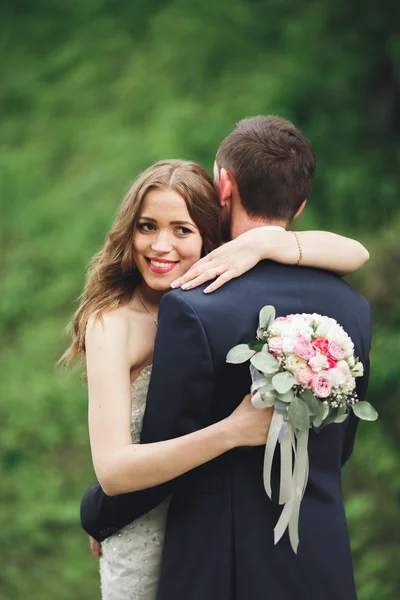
[300,390,321,416]
[336,405,347,418]
[262,344,272,354]
[250,352,280,374]
[334,412,349,423]
[259,305,276,330]
[262,349,280,371]
[277,389,295,403]
[321,407,339,428]
[248,340,265,352]
[226,344,254,364]
[272,371,296,394]
[352,401,378,421]
[313,402,329,428]
[288,397,310,431]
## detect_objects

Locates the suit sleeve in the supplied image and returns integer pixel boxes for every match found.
[80,291,215,541]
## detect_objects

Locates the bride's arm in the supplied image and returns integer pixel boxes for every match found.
[261,230,370,275]
[171,229,370,293]
[86,312,271,497]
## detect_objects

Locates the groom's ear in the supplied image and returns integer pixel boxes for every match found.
[219,168,233,207]
[293,200,307,220]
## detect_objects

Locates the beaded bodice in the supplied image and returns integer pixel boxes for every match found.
[130,365,152,443]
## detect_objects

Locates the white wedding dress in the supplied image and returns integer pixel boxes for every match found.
[100,366,170,600]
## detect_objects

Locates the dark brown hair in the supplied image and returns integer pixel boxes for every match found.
[216,115,316,222]
[61,159,220,364]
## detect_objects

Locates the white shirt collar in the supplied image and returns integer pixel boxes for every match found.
[238,225,286,238]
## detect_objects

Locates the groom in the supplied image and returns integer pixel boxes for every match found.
[81,116,371,599]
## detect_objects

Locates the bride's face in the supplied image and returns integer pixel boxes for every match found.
[132,188,203,292]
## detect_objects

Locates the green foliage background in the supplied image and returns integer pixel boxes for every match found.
[1,1,399,598]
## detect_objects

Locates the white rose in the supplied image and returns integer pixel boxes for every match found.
[314,323,328,338]
[285,354,307,373]
[282,337,295,353]
[329,326,353,351]
[315,318,336,339]
[337,360,351,377]
[311,313,324,325]
[269,322,284,336]
[327,328,344,344]
[281,322,299,338]
[342,340,355,358]
[309,350,329,372]
[289,316,301,329]
[342,377,356,394]
[291,315,309,326]
[291,316,313,340]
[351,362,364,377]
[328,327,344,343]
[329,367,347,386]
[303,326,314,341]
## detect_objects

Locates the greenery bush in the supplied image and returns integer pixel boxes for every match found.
[1,1,399,598]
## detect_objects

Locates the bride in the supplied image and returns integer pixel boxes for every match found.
[62,159,368,599]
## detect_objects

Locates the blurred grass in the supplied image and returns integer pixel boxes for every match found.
[1,1,399,598]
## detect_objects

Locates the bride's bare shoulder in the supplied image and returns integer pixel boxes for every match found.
[85,304,153,370]
[85,305,137,343]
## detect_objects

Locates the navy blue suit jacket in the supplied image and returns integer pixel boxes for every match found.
[81,262,371,600]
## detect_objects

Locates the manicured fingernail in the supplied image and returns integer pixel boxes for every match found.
[204,287,210,294]
[181,283,190,290]
[170,282,178,288]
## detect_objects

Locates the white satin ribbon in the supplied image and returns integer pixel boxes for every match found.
[279,428,292,504]
[250,367,310,554]
[263,407,285,498]
[272,425,309,553]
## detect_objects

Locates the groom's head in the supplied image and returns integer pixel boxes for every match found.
[214,116,316,238]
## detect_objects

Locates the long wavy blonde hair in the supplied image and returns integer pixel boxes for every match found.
[61,159,221,364]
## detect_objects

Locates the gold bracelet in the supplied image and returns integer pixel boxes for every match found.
[291,231,303,266]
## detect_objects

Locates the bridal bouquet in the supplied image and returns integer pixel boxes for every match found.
[226,306,377,553]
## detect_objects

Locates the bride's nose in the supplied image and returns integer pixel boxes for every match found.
[150,230,174,254]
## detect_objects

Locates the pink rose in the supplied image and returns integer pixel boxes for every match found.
[268,336,283,356]
[295,366,315,387]
[312,338,329,354]
[312,372,332,398]
[327,341,346,361]
[327,357,336,370]
[294,336,315,361]
[274,317,287,322]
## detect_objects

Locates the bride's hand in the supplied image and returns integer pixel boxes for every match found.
[225,394,273,447]
[89,535,102,558]
[171,229,270,293]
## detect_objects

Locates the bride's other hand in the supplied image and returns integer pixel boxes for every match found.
[170,229,370,293]
[89,535,102,558]
[171,229,267,293]
[225,394,273,447]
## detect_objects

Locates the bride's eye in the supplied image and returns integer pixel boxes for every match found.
[138,222,156,232]
[176,226,193,235]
